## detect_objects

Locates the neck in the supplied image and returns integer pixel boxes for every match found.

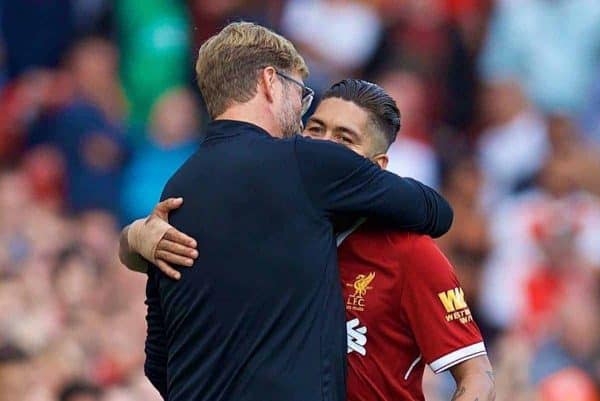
[215,103,282,138]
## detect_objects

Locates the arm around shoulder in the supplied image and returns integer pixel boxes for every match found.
[294,137,453,237]
[118,222,149,273]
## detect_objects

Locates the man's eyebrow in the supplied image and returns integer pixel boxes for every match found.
[307,116,325,126]
[337,125,360,141]
[307,116,361,141]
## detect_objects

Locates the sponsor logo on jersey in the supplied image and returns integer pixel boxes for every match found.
[437,287,473,324]
[347,318,367,356]
[346,272,375,312]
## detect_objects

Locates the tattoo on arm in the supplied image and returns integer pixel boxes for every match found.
[451,367,496,401]
[486,370,496,401]
[451,386,466,401]
[451,373,496,401]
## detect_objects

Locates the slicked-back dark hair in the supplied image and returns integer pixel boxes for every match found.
[322,79,401,152]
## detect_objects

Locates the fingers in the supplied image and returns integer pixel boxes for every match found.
[156,239,198,260]
[163,228,197,248]
[155,249,195,267]
[156,259,182,280]
[153,197,184,219]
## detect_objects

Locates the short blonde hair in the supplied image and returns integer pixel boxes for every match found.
[195,22,309,118]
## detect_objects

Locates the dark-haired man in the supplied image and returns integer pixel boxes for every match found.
[306,80,494,401]
[124,79,495,401]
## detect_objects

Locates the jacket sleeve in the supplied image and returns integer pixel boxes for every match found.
[144,267,169,400]
[294,136,453,238]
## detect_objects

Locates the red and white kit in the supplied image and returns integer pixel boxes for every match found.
[337,222,486,401]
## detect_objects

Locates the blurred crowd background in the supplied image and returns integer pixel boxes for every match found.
[1,0,599,400]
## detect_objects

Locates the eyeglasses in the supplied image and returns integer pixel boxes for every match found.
[276,71,314,116]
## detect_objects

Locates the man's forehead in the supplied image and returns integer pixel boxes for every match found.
[311,98,369,132]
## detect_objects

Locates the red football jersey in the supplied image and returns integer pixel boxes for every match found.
[337,222,486,401]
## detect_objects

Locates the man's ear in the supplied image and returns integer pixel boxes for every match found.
[259,67,278,104]
[372,153,389,170]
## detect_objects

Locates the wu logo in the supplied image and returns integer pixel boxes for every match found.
[347,318,367,356]
[438,287,468,313]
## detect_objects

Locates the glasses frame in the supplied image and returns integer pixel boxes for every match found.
[275,70,315,116]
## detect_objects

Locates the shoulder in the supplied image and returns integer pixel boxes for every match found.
[346,227,450,270]
[381,231,442,257]
[382,232,454,277]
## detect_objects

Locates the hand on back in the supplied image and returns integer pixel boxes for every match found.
[128,197,198,280]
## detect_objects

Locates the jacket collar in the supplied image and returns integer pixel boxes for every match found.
[205,119,273,139]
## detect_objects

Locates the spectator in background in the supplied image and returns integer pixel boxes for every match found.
[51,246,101,324]
[521,209,596,338]
[546,114,600,197]
[65,37,126,123]
[477,79,549,208]
[0,68,73,165]
[0,165,151,399]
[532,290,600,401]
[116,0,191,129]
[479,0,600,117]
[365,0,492,132]
[377,69,439,188]
[120,88,200,222]
[480,151,600,332]
[50,37,129,215]
[0,39,125,214]
[437,157,490,323]
[281,0,382,91]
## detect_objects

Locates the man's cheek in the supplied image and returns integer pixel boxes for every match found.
[346,144,366,157]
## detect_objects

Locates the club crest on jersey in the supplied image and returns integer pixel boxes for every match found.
[346,272,375,312]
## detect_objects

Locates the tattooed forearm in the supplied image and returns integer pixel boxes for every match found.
[449,357,495,401]
[450,372,496,401]
[452,386,466,400]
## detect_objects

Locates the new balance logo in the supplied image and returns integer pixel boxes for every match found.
[347,318,367,356]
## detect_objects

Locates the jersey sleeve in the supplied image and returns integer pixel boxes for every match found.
[293,136,453,238]
[400,235,486,374]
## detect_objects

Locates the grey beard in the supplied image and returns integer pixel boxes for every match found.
[280,116,302,138]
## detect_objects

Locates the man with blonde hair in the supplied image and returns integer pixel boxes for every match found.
[120,22,453,401]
